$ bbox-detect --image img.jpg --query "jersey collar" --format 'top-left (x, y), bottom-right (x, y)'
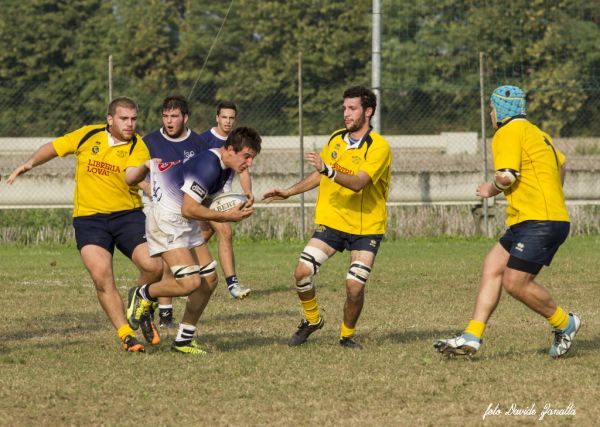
top-left (159, 127), bottom-right (191, 142)
top-left (343, 126), bottom-right (374, 149)
top-left (106, 128), bottom-right (131, 147)
top-left (496, 114), bottom-right (527, 129)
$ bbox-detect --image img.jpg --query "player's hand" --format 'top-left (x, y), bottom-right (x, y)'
top-left (305, 152), bottom-right (324, 172)
top-left (145, 158), bottom-right (163, 169)
top-left (244, 192), bottom-right (255, 208)
top-left (262, 188), bottom-right (290, 202)
top-left (476, 182), bottom-right (497, 198)
top-left (224, 201), bottom-right (253, 222)
top-left (6, 163), bottom-right (32, 184)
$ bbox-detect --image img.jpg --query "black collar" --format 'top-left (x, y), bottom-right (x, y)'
top-left (496, 114), bottom-right (527, 129)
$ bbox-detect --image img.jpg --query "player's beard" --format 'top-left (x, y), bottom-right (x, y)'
top-left (345, 114), bottom-right (366, 133)
top-left (165, 125), bottom-right (185, 139)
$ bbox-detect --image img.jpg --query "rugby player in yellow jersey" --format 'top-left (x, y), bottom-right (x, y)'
top-left (434, 86), bottom-right (580, 358)
top-left (263, 86), bottom-right (392, 349)
top-left (7, 97), bottom-right (162, 353)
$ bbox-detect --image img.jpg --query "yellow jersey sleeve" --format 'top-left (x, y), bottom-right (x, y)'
top-left (360, 140), bottom-right (391, 184)
top-left (492, 125), bottom-right (522, 172)
top-left (52, 125), bottom-right (100, 157)
top-left (126, 137), bottom-right (150, 169)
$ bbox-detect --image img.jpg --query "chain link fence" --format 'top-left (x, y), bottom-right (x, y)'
top-left (2, 1), bottom-right (600, 237)
top-left (3, 70), bottom-right (599, 207)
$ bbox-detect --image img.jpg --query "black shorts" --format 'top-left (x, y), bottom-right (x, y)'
top-left (73, 209), bottom-right (147, 259)
top-left (312, 224), bottom-right (383, 254)
top-left (499, 220), bottom-right (570, 274)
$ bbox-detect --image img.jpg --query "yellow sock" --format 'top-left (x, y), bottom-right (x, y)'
top-left (464, 319), bottom-right (486, 339)
top-left (547, 306), bottom-right (569, 330)
top-left (340, 322), bottom-right (355, 339)
top-left (301, 297), bottom-right (321, 325)
top-left (117, 324), bottom-right (135, 342)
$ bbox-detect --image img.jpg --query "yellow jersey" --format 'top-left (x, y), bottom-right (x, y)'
top-left (492, 118), bottom-right (569, 226)
top-left (52, 124), bottom-right (149, 217)
top-left (314, 128), bottom-right (392, 235)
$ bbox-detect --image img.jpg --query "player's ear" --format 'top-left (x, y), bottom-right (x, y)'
top-left (183, 114), bottom-right (189, 125)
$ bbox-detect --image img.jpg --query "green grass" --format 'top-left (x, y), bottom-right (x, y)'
top-left (1, 237), bottom-right (599, 426)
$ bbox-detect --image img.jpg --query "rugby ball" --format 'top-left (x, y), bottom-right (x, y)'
top-left (208, 192), bottom-right (247, 212)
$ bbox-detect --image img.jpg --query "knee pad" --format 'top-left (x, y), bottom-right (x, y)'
top-left (198, 260), bottom-right (218, 277)
top-left (171, 265), bottom-right (201, 280)
top-left (296, 246), bottom-right (329, 293)
top-left (299, 246), bottom-right (329, 275)
top-left (346, 261), bottom-right (371, 285)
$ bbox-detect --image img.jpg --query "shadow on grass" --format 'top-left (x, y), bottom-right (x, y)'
top-left (376, 328), bottom-right (458, 345)
top-left (241, 286), bottom-right (292, 298)
top-left (206, 308), bottom-right (298, 323)
top-left (531, 334), bottom-right (600, 358)
top-left (144, 331), bottom-right (287, 353)
top-left (3, 311), bottom-right (107, 341)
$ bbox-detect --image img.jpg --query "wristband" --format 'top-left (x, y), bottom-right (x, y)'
top-left (320, 163), bottom-right (337, 181)
top-left (492, 180), bottom-right (503, 192)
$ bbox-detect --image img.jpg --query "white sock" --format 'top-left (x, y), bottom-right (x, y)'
top-left (175, 323), bottom-right (196, 345)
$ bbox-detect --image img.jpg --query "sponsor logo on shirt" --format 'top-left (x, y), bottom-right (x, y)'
top-left (333, 163), bottom-right (354, 175)
top-left (190, 181), bottom-right (207, 199)
top-left (183, 150), bottom-right (195, 162)
top-left (158, 160), bottom-right (181, 172)
top-left (87, 159), bottom-right (120, 176)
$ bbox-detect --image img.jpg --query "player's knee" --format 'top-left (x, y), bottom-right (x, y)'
top-left (140, 257), bottom-right (163, 283)
top-left (298, 247), bottom-right (328, 276)
top-left (171, 265), bottom-right (202, 295)
top-left (199, 260), bottom-right (219, 291)
top-left (346, 261), bottom-right (371, 285)
top-left (217, 225), bottom-right (232, 241)
top-left (295, 247), bottom-right (329, 293)
top-left (501, 277), bottom-right (523, 298)
top-left (345, 283), bottom-right (365, 302)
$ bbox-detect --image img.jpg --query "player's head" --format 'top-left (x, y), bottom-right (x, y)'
top-left (107, 96), bottom-right (138, 141)
top-left (490, 85), bottom-right (526, 128)
top-left (215, 101), bottom-right (237, 137)
top-left (342, 86), bottom-right (377, 132)
top-left (161, 95), bottom-right (189, 138)
top-left (223, 127), bottom-right (262, 173)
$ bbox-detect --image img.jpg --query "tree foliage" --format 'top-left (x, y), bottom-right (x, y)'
top-left (0, 0), bottom-right (599, 137)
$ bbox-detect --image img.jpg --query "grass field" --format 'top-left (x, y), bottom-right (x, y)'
top-left (1, 237), bottom-right (599, 426)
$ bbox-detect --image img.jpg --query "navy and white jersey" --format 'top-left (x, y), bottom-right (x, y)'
top-left (198, 128), bottom-right (228, 149)
top-left (150, 148), bottom-right (234, 214)
top-left (143, 127), bottom-right (208, 162)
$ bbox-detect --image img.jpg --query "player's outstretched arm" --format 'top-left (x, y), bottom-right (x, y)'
top-left (125, 158), bottom-right (161, 186)
top-left (262, 170), bottom-right (321, 202)
top-left (6, 142), bottom-right (58, 184)
top-left (306, 151), bottom-right (373, 192)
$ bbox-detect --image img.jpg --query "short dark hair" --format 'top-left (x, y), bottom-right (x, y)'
top-left (225, 127), bottom-right (261, 154)
top-left (162, 95), bottom-right (189, 116)
top-left (343, 86), bottom-right (377, 117)
top-left (107, 96), bottom-right (138, 116)
top-left (216, 101), bottom-right (237, 116)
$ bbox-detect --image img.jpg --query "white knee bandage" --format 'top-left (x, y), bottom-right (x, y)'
top-left (199, 260), bottom-right (218, 277)
top-left (346, 261), bottom-right (371, 285)
top-left (296, 246), bottom-right (329, 293)
top-left (171, 265), bottom-right (201, 280)
top-left (299, 246), bottom-right (329, 275)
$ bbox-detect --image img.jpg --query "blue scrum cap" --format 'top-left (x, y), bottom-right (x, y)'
top-left (490, 85), bottom-right (526, 121)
